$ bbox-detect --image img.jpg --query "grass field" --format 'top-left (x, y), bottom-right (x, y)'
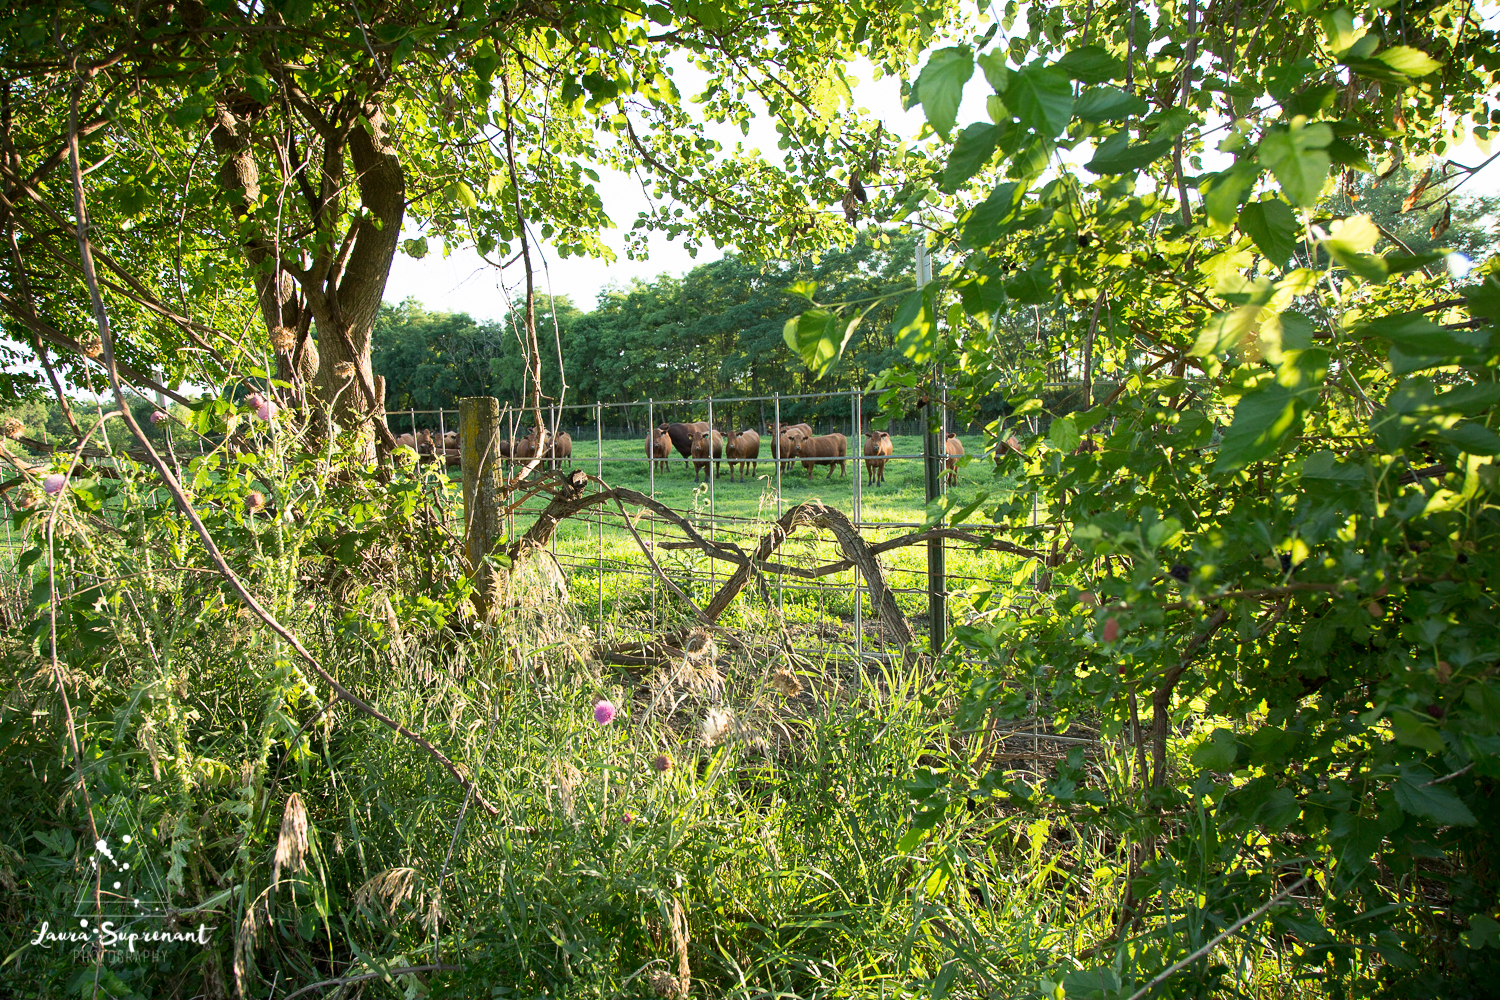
top-left (499, 432), bottom-right (1034, 648)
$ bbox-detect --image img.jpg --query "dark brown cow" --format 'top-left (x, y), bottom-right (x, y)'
top-left (659, 421), bottom-right (709, 462)
top-left (863, 430), bottom-right (892, 486)
top-left (692, 428), bottom-right (724, 483)
top-left (724, 428), bottom-right (760, 482)
top-left (646, 428), bottom-right (671, 473)
top-left (944, 432), bottom-right (964, 486)
top-left (793, 432), bottom-right (847, 478)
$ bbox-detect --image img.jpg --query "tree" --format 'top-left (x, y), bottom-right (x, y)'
top-left (789, 0), bottom-right (1500, 990)
top-left (0, 0), bottom-right (959, 458)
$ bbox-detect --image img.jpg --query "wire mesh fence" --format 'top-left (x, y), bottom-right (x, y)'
top-left (388, 388), bottom-right (1062, 667)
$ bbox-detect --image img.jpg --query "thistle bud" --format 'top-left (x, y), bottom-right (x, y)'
top-left (43, 473), bottom-right (66, 495)
top-left (2, 417), bottom-right (23, 439)
top-left (245, 491), bottom-right (266, 512)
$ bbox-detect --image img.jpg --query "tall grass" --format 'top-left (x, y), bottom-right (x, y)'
top-left (0, 433), bottom-right (1352, 999)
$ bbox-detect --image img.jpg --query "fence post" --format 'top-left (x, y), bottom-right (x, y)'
top-left (852, 388), bottom-right (863, 663)
top-left (460, 396), bottom-right (503, 620)
top-left (923, 393), bottom-right (947, 656)
top-left (596, 401), bottom-right (604, 630)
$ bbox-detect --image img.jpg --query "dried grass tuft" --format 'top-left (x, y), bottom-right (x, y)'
top-left (272, 792), bottom-right (309, 884)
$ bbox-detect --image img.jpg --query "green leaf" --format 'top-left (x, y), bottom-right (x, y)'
top-left (1191, 305), bottom-right (1264, 358)
top-left (448, 181), bottom-right (478, 209)
top-left (1360, 312), bottom-right (1494, 375)
top-left (1055, 46), bottom-right (1123, 83)
top-left (1239, 198), bottom-right (1301, 267)
top-left (912, 46), bottom-right (973, 139)
top-left (1073, 85), bottom-right (1147, 122)
top-left (1376, 45), bottom-right (1441, 77)
top-left (783, 309), bottom-right (839, 377)
top-left (1009, 64), bottom-right (1073, 137)
top-left (961, 181), bottom-right (1025, 247)
top-left (1191, 728), bottom-right (1239, 771)
top-left (892, 289), bottom-right (937, 365)
top-left (1257, 119), bottom-right (1333, 207)
top-left (1047, 415), bottom-right (1080, 452)
top-left (976, 50), bottom-right (1009, 91)
top-left (1201, 161), bottom-right (1260, 229)
top-left (1394, 767), bottom-right (1476, 827)
top-left (942, 123), bottom-right (1002, 192)
top-left (1085, 130), bottom-right (1171, 174)
top-left (1389, 708), bottom-right (1445, 753)
top-left (1215, 381), bottom-right (1307, 470)
top-left (1438, 421), bottom-right (1500, 455)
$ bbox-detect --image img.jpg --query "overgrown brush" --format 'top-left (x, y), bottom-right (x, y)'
top-left (0, 431), bottom-right (1154, 1000)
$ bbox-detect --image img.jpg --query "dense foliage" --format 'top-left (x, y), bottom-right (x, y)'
top-left (787, 0), bottom-right (1500, 993)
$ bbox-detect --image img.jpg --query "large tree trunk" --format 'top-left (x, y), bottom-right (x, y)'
top-left (211, 101), bottom-right (314, 398)
top-left (307, 102), bottom-right (403, 459)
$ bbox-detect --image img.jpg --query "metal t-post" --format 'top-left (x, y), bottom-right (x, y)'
top-left (852, 388), bottom-right (863, 662)
top-left (706, 396), bottom-right (715, 595)
top-left (917, 235), bottom-right (946, 656)
top-left (648, 399), bottom-right (657, 631)
top-left (596, 401), bottom-right (604, 630)
top-left (773, 392), bottom-right (783, 622)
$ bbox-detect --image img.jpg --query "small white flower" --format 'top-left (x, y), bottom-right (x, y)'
top-left (122, 835), bottom-right (132, 844)
top-left (96, 839), bottom-right (107, 852)
top-left (79, 919), bottom-right (88, 928)
top-left (121, 863), bottom-right (130, 870)
top-left (1447, 252), bottom-right (1473, 279)
top-left (113, 881), bottom-right (121, 889)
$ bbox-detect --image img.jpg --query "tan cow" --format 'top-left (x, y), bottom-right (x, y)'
top-left (691, 428), bottom-right (724, 483)
top-left (944, 432), bottom-right (965, 486)
top-left (793, 432), bottom-right (847, 478)
top-left (863, 430), bottom-right (892, 486)
top-left (724, 428), bottom-right (760, 482)
top-left (646, 427), bottom-right (671, 473)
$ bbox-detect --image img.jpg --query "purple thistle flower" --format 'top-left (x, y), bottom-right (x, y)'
top-left (593, 700), bottom-right (616, 725)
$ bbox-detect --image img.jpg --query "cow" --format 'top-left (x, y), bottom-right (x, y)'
top-left (944, 432), bottom-right (965, 486)
top-left (646, 427), bottom-right (671, 473)
top-left (767, 422), bottom-right (812, 457)
top-left (767, 421), bottom-right (812, 470)
top-left (863, 430), bottom-right (892, 486)
top-left (994, 434), bottom-right (1024, 464)
top-left (546, 430), bottom-right (573, 468)
top-left (724, 428), bottom-right (760, 482)
top-left (394, 432), bottom-right (416, 450)
top-left (414, 429), bottom-right (437, 456)
top-left (793, 432), bottom-right (847, 478)
top-left (691, 427), bottom-right (724, 483)
top-left (659, 421), bottom-right (709, 462)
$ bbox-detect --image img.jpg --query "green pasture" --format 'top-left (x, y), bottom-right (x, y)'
top-left (498, 433), bottom-right (1034, 642)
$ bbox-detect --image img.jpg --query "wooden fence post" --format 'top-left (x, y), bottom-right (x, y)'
top-left (460, 396), bottom-right (503, 620)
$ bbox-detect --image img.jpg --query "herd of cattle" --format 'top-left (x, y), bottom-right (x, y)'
top-left (393, 422), bottom-right (969, 487)
top-left (393, 426), bottom-right (575, 466)
top-left (647, 421), bottom-right (965, 487)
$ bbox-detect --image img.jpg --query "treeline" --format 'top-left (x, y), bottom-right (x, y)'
top-left (374, 234), bottom-right (922, 430)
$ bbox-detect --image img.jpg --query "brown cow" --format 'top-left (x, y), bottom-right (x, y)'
top-left (944, 432), bottom-right (965, 486)
top-left (646, 427), bottom-right (671, 473)
top-left (767, 422), bottom-right (812, 457)
top-left (724, 428), bottom-right (760, 482)
top-left (659, 421), bottom-right (709, 462)
top-left (793, 432), bottom-right (847, 478)
top-left (691, 428), bottom-right (724, 483)
top-left (394, 432), bottom-right (417, 450)
top-left (863, 430), bottom-right (892, 486)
